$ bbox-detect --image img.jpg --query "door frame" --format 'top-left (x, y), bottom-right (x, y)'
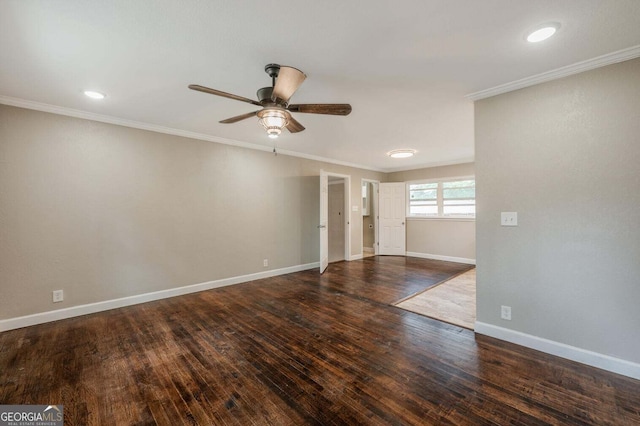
top-left (320, 170), bottom-right (351, 272)
top-left (361, 179), bottom-right (380, 256)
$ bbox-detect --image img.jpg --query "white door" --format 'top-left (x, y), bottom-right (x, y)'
top-left (319, 171), bottom-right (329, 273)
top-left (379, 182), bottom-right (406, 255)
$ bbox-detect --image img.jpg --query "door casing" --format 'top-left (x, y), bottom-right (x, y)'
top-left (320, 170), bottom-right (351, 272)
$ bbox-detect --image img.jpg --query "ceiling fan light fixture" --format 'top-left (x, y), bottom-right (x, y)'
top-left (258, 108), bottom-right (288, 139)
top-left (387, 149), bottom-right (416, 159)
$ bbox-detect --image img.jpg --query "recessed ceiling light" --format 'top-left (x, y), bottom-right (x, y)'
top-left (387, 149), bottom-right (416, 159)
top-left (526, 23), bottom-right (560, 43)
top-left (83, 90), bottom-right (106, 99)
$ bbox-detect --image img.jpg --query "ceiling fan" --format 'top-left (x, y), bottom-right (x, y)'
top-left (189, 64), bottom-right (352, 139)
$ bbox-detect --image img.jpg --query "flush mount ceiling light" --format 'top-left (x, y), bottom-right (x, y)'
top-left (83, 90), bottom-right (106, 99)
top-left (526, 23), bottom-right (560, 43)
top-left (387, 149), bottom-right (416, 159)
top-left (257, 107), bottom-right (289, 139)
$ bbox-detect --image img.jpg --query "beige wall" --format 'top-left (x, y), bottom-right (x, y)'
top-left (475, 58), bottom-right (640, 364)
top-left (387, 162), bottom-right (476, 261)
top-left (387, 162), bottom-right (474, 183)
top-left (404, 220), bottom-right (475, 261)
top-left (0, 105), bottom-right (383, 320)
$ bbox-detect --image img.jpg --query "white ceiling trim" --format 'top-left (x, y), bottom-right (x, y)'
top-left (466, 45), bottom-right (640, 101)
top-left (0, 95), bottom-right (385, 173)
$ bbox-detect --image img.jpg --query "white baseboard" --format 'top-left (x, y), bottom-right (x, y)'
top-left (363, 247), bottom-right (374, 253)
top-left (350, 254), bottom-right (364, 261)
top-left (475, 321), bottom-right (640, 380)
top-left (0, 262), bottom-right (319, 332)
top-left (406, 251), bottom-right (476, 265)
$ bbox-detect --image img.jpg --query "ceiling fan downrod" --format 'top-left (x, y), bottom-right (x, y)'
top-left (264, 63), bottom-right (280, 88)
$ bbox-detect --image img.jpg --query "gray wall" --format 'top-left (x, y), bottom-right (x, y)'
top-left (475, 58), bottom-right (640, 363)
top-left (0, 105), bottom-right (383, 319)
top-left (388, 163), bottom-right (476, 261)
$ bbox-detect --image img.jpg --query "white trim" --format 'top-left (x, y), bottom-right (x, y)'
top-left (350, 254), bottom-right (364, 261)
top-left (407, 217), bottom-right (475, 222)
top-left (474, 322), bottom-right (640, 381)
top-left (363, 247), bottom-right (375, 253)
top-left (466, 45), bottom-right (640, 101)
top-left (321, 170), bottom-right (352, 267)
top-left (0, 96), bottom-right (384, 173)
top-left (406, 251), bottom-right (476, 265)
top-left (0, 262), bottom-right (319, 332)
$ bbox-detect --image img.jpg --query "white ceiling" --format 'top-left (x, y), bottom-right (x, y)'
top-left (1, 1), bottom-right (639, 172)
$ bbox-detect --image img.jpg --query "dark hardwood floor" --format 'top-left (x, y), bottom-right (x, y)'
top-left (1, 257), bottom-right (638, 425)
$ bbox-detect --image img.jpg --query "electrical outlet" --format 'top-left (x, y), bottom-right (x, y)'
top-left (263, 259), bottom-right (268, 267)
top-left (501, 212), bottom-right (518, 226)
top-left (53, 290), bottom-right (64, 303)
top-left (501, 305), bottom-right (512, 320)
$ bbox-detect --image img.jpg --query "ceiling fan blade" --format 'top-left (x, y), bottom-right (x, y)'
top-left (287, 104), bottom-right (352, 116)
top-left (285, 112), bottom-right (305, 133)
top-left (219, 110), bottom-right (260, 124)
top-left (272, 66), bottom-right (306, 104)
top-left (189, 84), bottom-right (262, 106)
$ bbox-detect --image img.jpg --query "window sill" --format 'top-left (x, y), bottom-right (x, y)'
top-left (407, 216), bottom-right (475, 222)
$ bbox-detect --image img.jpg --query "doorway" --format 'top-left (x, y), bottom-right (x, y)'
top-left (361, 180), bottom-right (379, 257)
top-left (328, 177), bottom-right (346, 262)
top-left (319, 170), bottom-right (351, 273)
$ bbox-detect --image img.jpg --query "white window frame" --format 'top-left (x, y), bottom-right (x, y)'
top-left (406, 175), bottom-right (475, 220)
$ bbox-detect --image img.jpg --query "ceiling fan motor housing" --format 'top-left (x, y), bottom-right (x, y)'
top-left (257, 87), bottom-right (274, 104)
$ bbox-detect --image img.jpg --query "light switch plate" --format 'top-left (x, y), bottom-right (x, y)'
top-left (501, 212), bottom-right (518, 226)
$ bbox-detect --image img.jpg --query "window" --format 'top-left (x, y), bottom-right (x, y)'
top-left (408, 182), bottom-right (438, 216)
top-left (407, 178), bottom-right (475, 218)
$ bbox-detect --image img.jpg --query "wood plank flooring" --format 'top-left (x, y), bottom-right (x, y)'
top-left (1, 256), bottom-right (639, 425)
top-left (396, 268), bottom-right (476, 329)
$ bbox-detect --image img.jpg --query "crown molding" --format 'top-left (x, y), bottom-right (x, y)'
top-left (0, 96), bottom-right (385, 173)
top-left (466, 45), bottom-right (640, 101)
